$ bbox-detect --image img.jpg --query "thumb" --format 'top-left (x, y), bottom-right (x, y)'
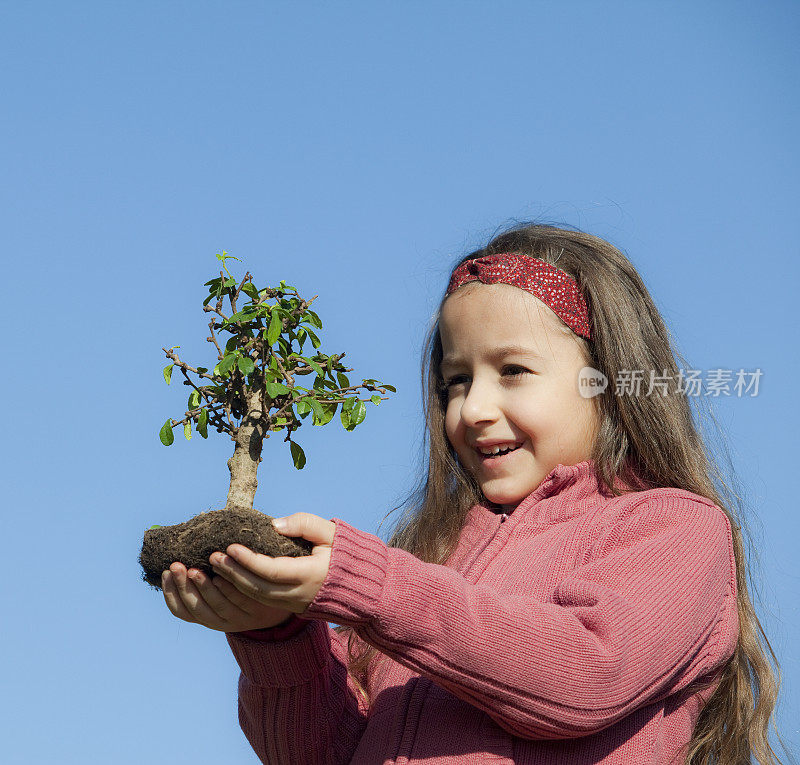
top-left (272, 512), bottom-right (336, 546)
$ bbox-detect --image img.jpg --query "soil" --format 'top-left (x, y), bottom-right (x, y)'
top-left (139, 506), bottom-right (314, 590)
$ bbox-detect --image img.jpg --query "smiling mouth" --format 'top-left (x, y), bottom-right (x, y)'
top-left (476, 444), bottom-right (521, 458)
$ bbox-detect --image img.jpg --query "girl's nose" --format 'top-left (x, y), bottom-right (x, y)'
top-left (459, 379), bottom-right (501, 427)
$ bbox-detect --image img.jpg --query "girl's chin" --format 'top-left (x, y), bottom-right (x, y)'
top-left (479, 474), bottom-right (545, 508)
top-left (479, 486), bottom-right (526, 507)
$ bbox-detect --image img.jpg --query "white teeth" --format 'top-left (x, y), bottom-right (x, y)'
top-left (478, 444), bottom-right (518, 456)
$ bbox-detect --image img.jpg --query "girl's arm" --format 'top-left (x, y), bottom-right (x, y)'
top-left (161, 560), bottom-right (368, 764)
top-left (225, 620), bottom-right (369, 764)
top-left (301, 495), bottom-right (739, 741)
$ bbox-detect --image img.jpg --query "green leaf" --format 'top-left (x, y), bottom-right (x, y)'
top-left (216, 251), bottom-right (242, 269)
top-left (382, 384), bottom-right (397, 393)
top-left (218, 353), bottom-right (238, 376)
top-left (159, 419), bottom-right (175, 446)
top-left (295, 399), bottom-right (312, 416)
top-left (263, 367), bottom-right (282, 384)
top-left (296, 327), bottom-right (307, 348)
top-left (237, 356), bottom-right (255, 375)
top-left (163, 364), bottom-right (174, 384)
top-left (340, 398), bottom-right (366, 431)
top-left (290, 441), bottom-right (306, 469)
top-left (196, 367), bottom-right (208, 374)
top-left (188, 390), bottom-right (201, 409)
top-left (340, 397), bottom-right (356, 429)
top-left (350, 400), bottom-right (367, 429)
top-left (371, 395), bottom-right (381, 405)
top-left (313, 401), bottom-right (337, 426)
top-left (224, 305), bottom-right (263, 327)
top-left (184, 420), bottom-right (192, 441)
top-left (148, 524), bottom-right (163, 530)
top-left (305, 358), bottom-right (324, 377)
top-left (197, 408), bottom-right (209, 438)
top-left (306, 328), bottom-right (321, 349)
top-left (303, 310), bottom-right (323, 329)
top-left (267, 310), bottom-right (282, 345)
top-left (265, 380), bottom-right (290, 398)
top-left (277, 336), bottom-right (292, 356)
top-left (308, 398), bottom-right (325, 420)
top-left (241, 282), bottom-right (260, 300)
top-left (337, 372), bottom-right (350, 389)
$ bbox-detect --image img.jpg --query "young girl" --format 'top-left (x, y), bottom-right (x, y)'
top-left (161, 223), bottom-right (788, 765)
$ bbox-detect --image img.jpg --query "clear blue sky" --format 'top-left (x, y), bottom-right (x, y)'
top-left (2, 2), bottom-right (797, 761)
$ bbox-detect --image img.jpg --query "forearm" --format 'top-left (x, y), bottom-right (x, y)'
top-left (226, 619), bottom-right (368, 764)
top-left (302, 508), bottom-right (738, 740)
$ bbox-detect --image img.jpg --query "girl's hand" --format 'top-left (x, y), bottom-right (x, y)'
top-left (161, 563), bottom-right (295, 633)
top-left (208, 512), bottom-right (336, 618)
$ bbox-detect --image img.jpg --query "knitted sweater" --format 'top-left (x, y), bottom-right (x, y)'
top-left (225, 459), bottom-right (739, 764)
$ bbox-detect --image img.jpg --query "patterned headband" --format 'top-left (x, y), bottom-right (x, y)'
top-left (445, 252), bottom-right (592, 340)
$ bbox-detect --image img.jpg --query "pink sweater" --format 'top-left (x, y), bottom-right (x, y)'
top-left (225, 459), bottom-right (739, 764)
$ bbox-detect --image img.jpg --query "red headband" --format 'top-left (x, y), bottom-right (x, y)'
top-left (445, 252), bottom-right (592, 340)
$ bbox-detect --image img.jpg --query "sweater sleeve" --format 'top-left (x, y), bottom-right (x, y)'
top-left (301, 496), bottom-right (739, 741)
top-left (225, 617), bottom-right (369, 764)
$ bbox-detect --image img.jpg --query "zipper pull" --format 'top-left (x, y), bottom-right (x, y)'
top-left (500, 513), bottom-right (509, 522)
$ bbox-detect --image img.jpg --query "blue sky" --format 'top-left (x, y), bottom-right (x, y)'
top-left (1, 2), bottom-right (798, 761)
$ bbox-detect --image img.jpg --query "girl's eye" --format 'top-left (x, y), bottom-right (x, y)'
top-left (443, 375), bottom-right (468, 388)
top-left (441, 366), bottom-right (531, 389)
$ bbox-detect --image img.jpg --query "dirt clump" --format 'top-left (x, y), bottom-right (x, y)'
top-left (139, 506), bottom-right (313, 589)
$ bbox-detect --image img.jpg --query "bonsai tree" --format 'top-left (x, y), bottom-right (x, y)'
top-left (139, 252), bottom-right (395, 588)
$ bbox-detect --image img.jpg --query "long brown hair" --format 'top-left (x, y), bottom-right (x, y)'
top-left (333, 221), bottom-right (792, 764)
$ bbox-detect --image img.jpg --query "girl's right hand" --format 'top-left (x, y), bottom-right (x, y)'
top-left (161, 562), bottom-right (295, 633)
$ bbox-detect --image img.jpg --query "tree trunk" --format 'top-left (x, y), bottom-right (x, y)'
top-left (224, 389), bottom-right (265, 511)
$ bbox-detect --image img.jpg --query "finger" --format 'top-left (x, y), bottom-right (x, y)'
top-left (209, 552), bottom-right (294, 604)
top-left (219, 546), bottom-right (318, 586)
top-left (270, 512), bottom-right (336, 547)
top-left (187, 568), bottom-right (253, 624)
top-left (170, 563), bottom-right (228, 629)
top-left (162, 570), bottom-right (197, 623)
top-left (211, 573), bottom-right (269, 613)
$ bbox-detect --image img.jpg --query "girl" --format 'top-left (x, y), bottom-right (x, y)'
top-left (161, 223), bottom-right (788, 765)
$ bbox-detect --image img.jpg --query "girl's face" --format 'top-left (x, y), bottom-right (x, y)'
top-left (439, 283), bottom-right (599, 511)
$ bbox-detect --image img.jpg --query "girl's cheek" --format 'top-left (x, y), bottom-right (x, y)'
top-left (444, 400), bottom-right (459, 429)
top-left (444, 420), bottom-right (460, 449)
top-left (444, 411), bottom-right (466, 451)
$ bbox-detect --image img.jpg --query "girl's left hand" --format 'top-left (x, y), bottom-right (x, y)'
top-left (209, 512), bottom-right (336, 616)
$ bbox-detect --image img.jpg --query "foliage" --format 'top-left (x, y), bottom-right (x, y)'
top-left (158, 252), bottom-right (395, 470)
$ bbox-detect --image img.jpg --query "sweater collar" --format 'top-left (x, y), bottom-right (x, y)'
top-left (476, 458), bottom-right (615, 525)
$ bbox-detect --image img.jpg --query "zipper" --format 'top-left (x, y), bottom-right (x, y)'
top-left (459, 511), bottom-right (510, 578)
top-left (394, 509), bottom-right (512, 763)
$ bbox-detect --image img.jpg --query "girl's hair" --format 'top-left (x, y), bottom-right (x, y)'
top-left (332, 221), bottom-right (791, 764)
